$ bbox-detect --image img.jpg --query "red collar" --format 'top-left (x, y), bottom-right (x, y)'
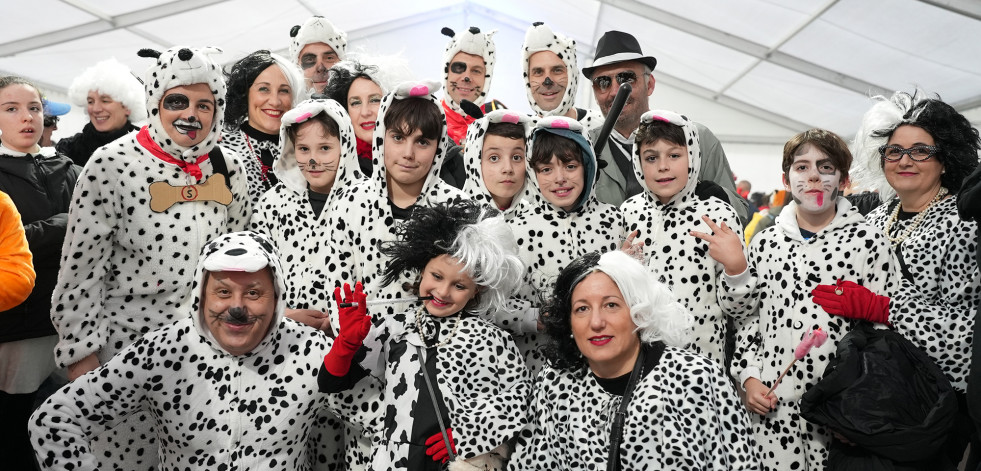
top-left (136, 126), bottom-right (210, 181)
top-left (441, 100), bottom-right (475, 145)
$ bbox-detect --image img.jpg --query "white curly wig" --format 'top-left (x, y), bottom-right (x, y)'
top-left (68, 57), bottom-right (147, 123)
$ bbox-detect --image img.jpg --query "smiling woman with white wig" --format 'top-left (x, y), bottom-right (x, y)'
top-left (510, 249), bottom-right (759, 470)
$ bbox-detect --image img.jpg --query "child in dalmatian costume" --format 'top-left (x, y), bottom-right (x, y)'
top-left (251, 98), bottom-right (366, 470)
top-left (307, 80), bottom-right (469, 469)
top-left (620, 110), bottom-right (743, 365)
top-left (32, 231), bottom-right (347, 470)
top-left (311, 80), bottom-right (469, 332)
top-left (709, 129), bottom-right (893, 471)
top-left (521, 22), bottom-right (602, 131)
top-left (50, 45), bottom-right (251, 470)
top-left (508, 116), bottom-right (627, 374)
top-left (440, 26), bottom-right (499, 145)
top-left (320, 200), bottom-right (531, 471)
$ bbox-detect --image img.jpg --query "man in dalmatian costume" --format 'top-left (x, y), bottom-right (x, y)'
top-left (33, 231), bottom-right (345, 470)
top-left (440, 26), bottom-right (505, 146)
top-left (521, 22), bottom-right (602, 131)
top-left (290, 16), bottom-right (348, 94)
top-left (49, 45), bottom-right (251, 470)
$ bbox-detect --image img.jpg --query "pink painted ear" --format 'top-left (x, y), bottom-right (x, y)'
top-left (294, 112), bottom-right (313, 122)
top-left (501, 113), bottom-right (520, 124)
top-left (551, 120), bottom-right (570, 129)
top-left (651, 116), bottom-right (671, 122)
top-left (409, 85), bottom-right (430, 97)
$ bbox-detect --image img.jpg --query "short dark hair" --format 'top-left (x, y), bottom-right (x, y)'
top-left (384, 97), bottom-right (442, 140)
top-left (782, 129), bottom-right (853, 182)
top-left (486, 122), bottom-right (525, 141)
top-left (530, 131), bottom-right (581, 169)
top-left (635, 119), bottom-right (685, 149)
top-left (224, 50), bottom-right (278, 129)
top-left (876, 96), bottom-right (980, 194)
top-left (286, 113), bottom-right (340, 143)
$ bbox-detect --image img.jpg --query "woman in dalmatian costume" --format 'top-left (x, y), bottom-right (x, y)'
top-left (521, 22), bottom-right (602, 131)
top-left (49, 45), bottom-right (251, 470)
top-left (32, 231), bottom-right (344, 470)
top-left (509, 250), bottom-right (758, 470)
top-left (852, 90), bottom-right (980, 464)
top-left (222, 50), bottom-right (307, 205)
top-left (620, 110), bottom-right (743, 365)
top-left (320, 200), bottom-right (531, 471)
top-left (310, 80), bottom-right (469, 331)
top-left (508, 116), bottom-right (626, 374)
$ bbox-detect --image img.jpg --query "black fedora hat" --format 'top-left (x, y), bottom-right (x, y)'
top-left (582, 30), bottom-right (657, 79)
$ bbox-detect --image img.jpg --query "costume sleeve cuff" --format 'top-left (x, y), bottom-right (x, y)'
top-left (724, 267), bottom-right (751, 286)
top-left (738, 368), bottom-right (762, 392)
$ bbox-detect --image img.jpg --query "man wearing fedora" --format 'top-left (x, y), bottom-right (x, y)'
top-left (584, 30), bottom-right (747, 222)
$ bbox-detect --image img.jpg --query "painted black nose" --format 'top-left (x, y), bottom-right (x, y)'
top-left (187, 116), bottom-right (196, 122)
top-left (543, 77), bottom-right (554, 87)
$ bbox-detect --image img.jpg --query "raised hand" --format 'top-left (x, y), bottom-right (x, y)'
top-left (620, 229), bottom-right (645, 262)
top-left (690, 215), bottom-right (747, 275)
top-left (322, 282), bottom-right (371, 376)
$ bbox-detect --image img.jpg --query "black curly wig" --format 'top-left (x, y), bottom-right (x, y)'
top-left (379, 199), bottom-right (487, 288)
top-left (540, 251), bottom-right (602, 374)
top-left (224, 50), bottom-right (279, 129)
top-left (323, 61), bottom-right (381, 109)
top-left (875, 92), bottom-right (981, 194)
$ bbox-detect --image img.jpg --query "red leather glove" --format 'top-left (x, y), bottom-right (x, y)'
top-left (424, 428), bottom-right (456, 463)
top-left (811, 279), bottom-right (890, 325)
top-left (322, 282), bottom-right (371, 376)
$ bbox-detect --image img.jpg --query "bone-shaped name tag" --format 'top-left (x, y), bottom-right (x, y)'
top-left (148, 174), bottom-right (233, 212)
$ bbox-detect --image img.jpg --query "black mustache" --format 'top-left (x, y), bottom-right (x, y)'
top-left (210, 307), bottom-right (259, 325)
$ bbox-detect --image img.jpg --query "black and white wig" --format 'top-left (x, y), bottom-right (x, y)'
top-left (851, 89), bottom-right (980, 200)
top-left (542, 250), bottom-right (693, 373)
top-left (379, 199), bottom-right (523, 316)
top-left (323, 55), bottom-right (413, 107)
top-left (223, 50), bottom-right (306, 130)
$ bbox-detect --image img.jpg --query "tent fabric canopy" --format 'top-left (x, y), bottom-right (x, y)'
top-left (2, 0), bottom-right (979, 191)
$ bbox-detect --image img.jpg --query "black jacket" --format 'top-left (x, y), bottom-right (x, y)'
top-left (56, 121), bottom-right (138, 167)
top-left (0, 149), bottom-right (80, 342)
top-left (800, 323), bottom-right (958, 471)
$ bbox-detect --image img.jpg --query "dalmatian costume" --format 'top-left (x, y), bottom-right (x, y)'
top-left (509, 346), bottom-right (759, 469)
top-left (867, 198), bottom-right (978, 393)
top-left (325, 307), bottom-right (531, 471)
top-left (311, 80), bottom-right (469, 331)
top-left (521, 22), bottom-right (602, 131)
top-left (251, 98), bottom-right (364, 309)
top-left (460, 109), bottom-right (535, 219)
top-left (721, 198), bottom-right (893, 470)
top-left (289, 16), bottom-right (348, 66)
top-left (508, 117), bottom-right (626, 373)
top-left (50, 45), bottom-right (250, 470)
top-left (620, 110), bottom-right (743, 365)
top-left (32, 231), bottom-right (343, 470)
top-left (441, 26), bottom-right (497, 145)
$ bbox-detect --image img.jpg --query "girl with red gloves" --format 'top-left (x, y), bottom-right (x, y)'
top-left (319, 200), bottom-right (531, 470)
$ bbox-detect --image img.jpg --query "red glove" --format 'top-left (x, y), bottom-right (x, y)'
top-left (811, 279), bottom-right (890, 325)
top-left (322, 282), bottom-right (371, 376)
top-left (424, 428), bottom-right (457, 463)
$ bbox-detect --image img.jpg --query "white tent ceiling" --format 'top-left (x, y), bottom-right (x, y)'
top-left (2, 0), bottom-right (979, 191)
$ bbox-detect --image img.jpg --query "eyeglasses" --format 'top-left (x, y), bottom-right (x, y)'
top-left (878, 145), bottom-right (938, 162)
top-left (591, 71), bottom-right (637, 91)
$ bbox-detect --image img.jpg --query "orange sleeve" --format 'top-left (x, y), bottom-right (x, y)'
top-left (0, 191), bottom-right (35, 311)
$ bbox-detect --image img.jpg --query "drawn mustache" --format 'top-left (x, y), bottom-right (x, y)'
top-left (210, 306), bottom-right (260, 325)
top-left (297, 159), bottom-right (338, 171)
